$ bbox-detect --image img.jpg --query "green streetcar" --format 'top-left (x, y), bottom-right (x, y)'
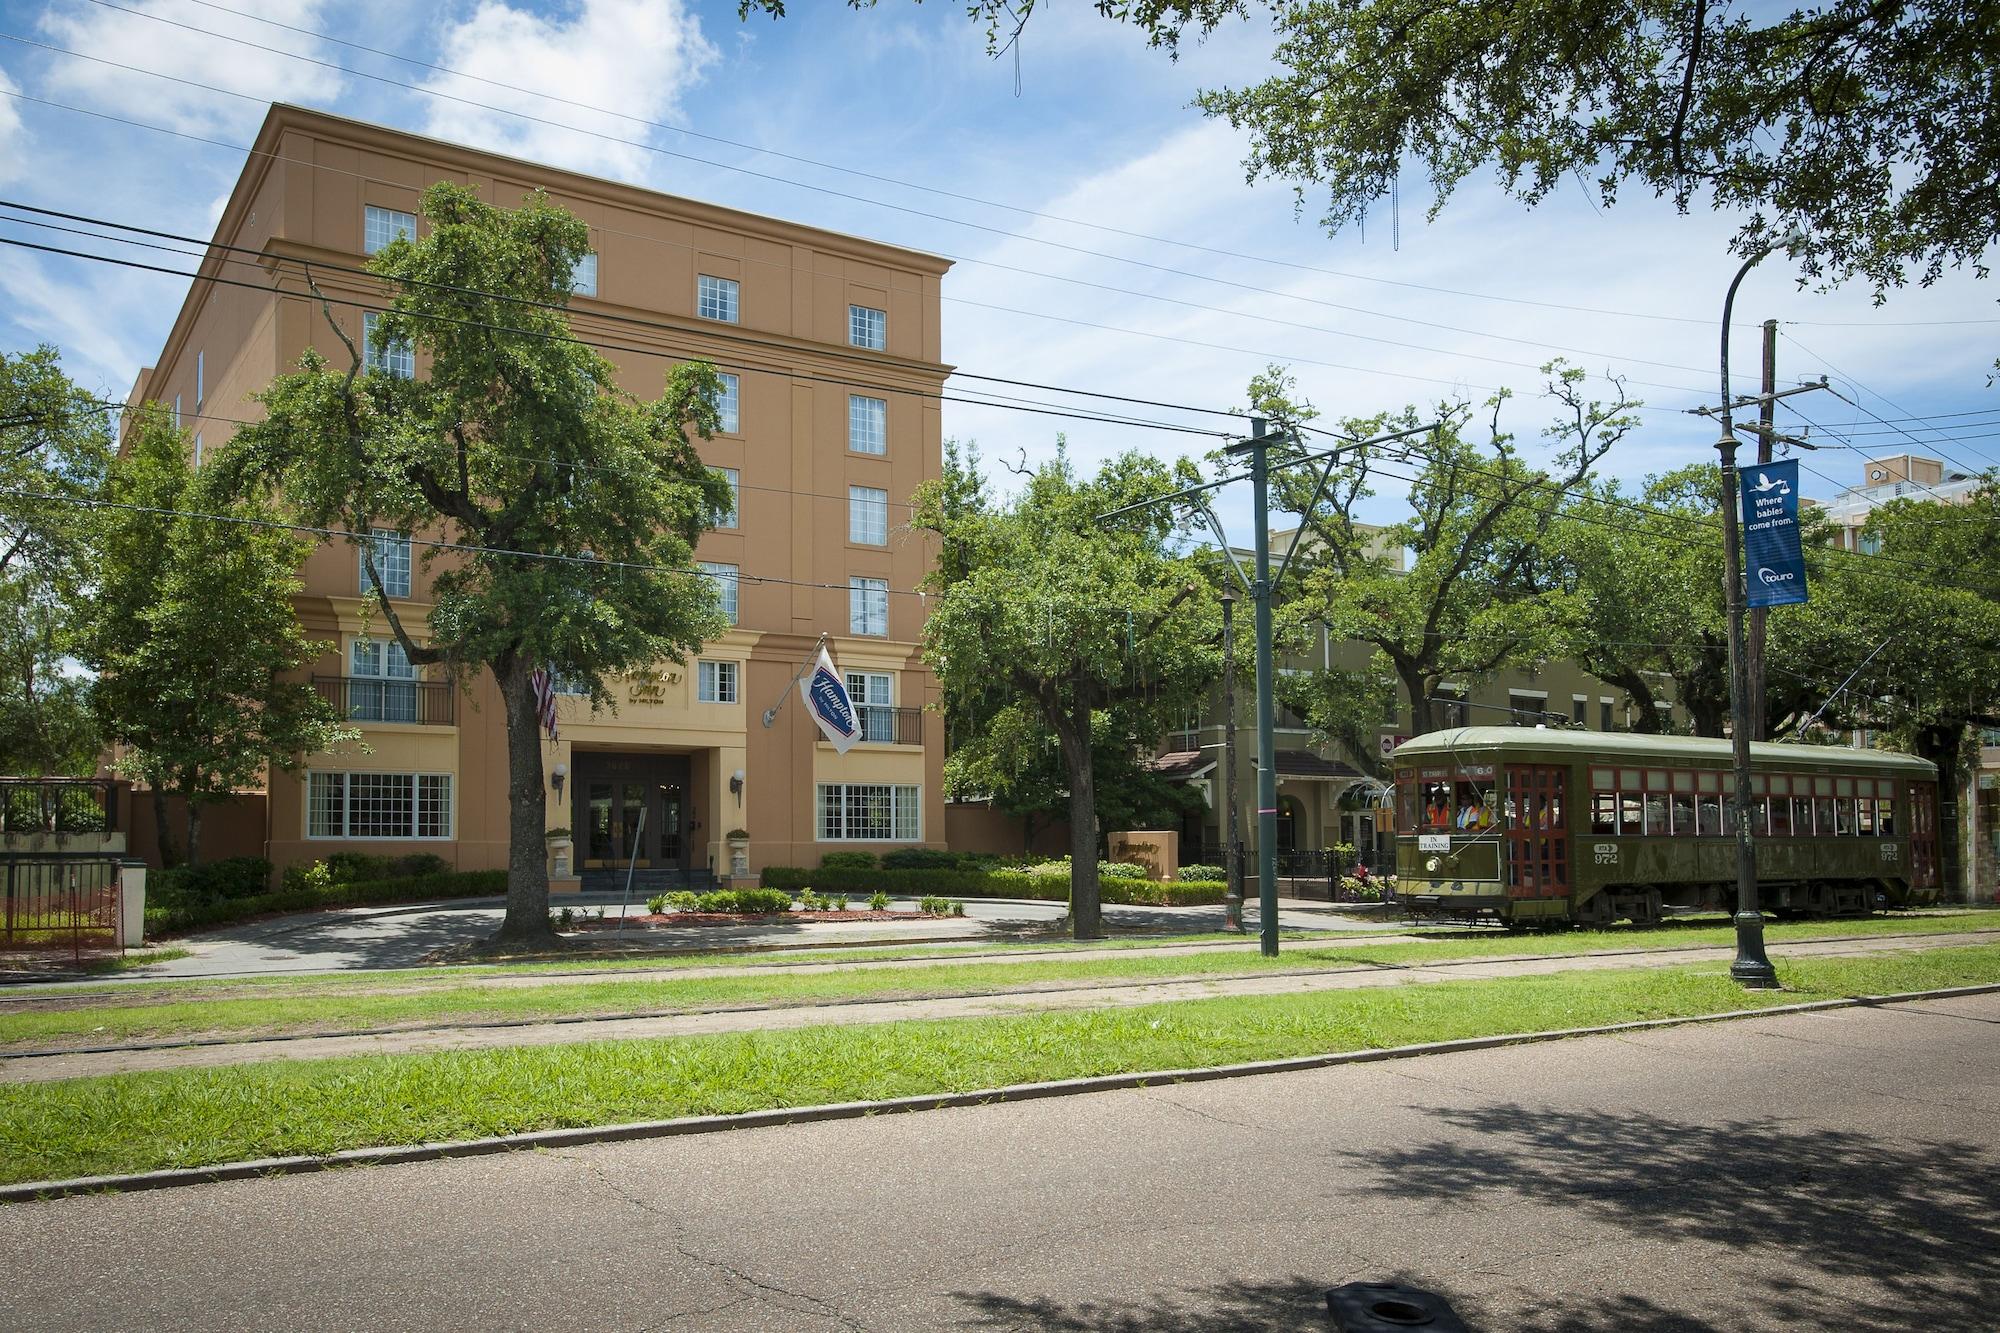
top-left (1391, 727), bottom-right (1941, 926)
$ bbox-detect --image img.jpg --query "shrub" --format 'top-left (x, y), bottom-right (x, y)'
top-left (646, 893), bottom-right (669, 915)
top-left (1098, 861), bottom-right (1149, 881)
top-left (819, 851), bottom-right (877, 870)
top-left (692, 887), bottom-right (793, 915)
top-left (152, 856), bottom-right (274, 907)
top-left (1178, 864), bottom-right (1227, 883)
top-left (668, 891), bottom-right (700, 913)
top-left (1340, 876), bottom-right (1383, 902)
top-left (917, 895), bottom-right (953, 915)
top-left (761, 865), bottom-right (1230, 909)
top-left (868, 890), bottom-right (890, 911)
top-left (951, 899), bottom-right (966, 917)
top-left (830, 895), bottom-right (848, 911)
top-left (880, 848), bottom-right (1002, 871)
top-left (146, 868), bottom-right (506, 938)
top-left (799, 888), bottom-right (822, 911)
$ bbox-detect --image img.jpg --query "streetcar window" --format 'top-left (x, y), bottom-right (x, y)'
top-left (1816, 796), bottom-right (1835, 834)
top-left (1878, 798), bottom-right (1896, 836)
top-left (1834, 797), bottom-right (1855, 836)
top-left (1769, 793), bottom-right (1792, 837)
top-left (1620, 791), bottom-right (1643, 835)
top-left (1591, 793), bottom-right (1618, 835)
top-left (1856, 798), bottom-right (1876, 836)
top-left (1671, 789), bottom-right (1696, 835)
top-left (1453, 782), bottom-right (1497, 830)
top-left (1696, 793), bottom-right (1723, 837)
top-left (1751, 796), bottom-right (1770, 837)
top-left (1793, 794), bottom-right (1815, 835)
top-left (1643, 772), bottom-right (1670, 836)
top-left (1422, 784), bottom-right (1452, 828)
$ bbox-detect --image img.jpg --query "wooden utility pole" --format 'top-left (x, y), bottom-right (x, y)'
top-left (1746, 318), bottom-right (1778, 740)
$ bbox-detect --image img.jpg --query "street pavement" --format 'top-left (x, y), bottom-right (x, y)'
top-left (4, 992), bottom-right (1995, 1331)
top-left (128, 894), bottom-right (1391, 981)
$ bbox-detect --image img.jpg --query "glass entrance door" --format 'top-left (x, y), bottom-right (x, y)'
top-left (576, 753), bottom-right (693, 870)
top-left (586, 781), bottom-right (657, 866)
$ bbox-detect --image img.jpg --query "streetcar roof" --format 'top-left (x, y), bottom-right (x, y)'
top-left (1390, 726), bottom-right (1937, 777)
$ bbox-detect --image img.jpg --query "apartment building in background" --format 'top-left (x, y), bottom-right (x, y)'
top-left (124, 104), bottom-right (951, 885)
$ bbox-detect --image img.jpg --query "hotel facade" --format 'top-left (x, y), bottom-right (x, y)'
top-left (127, 105), bottom-right (952, 886)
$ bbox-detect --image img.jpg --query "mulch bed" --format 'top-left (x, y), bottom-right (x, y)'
top-left (569, 910), bottom-right (944, 929)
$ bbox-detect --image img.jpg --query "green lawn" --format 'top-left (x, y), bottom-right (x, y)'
top-left (6, 911), bottom-right (1995, 1051)
top-left (4, 943), bottom-right (1996, 1189)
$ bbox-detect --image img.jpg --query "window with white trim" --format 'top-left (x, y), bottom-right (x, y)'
top-left (362, 528), bottom-right (411, 599)
top-left (307, 771), bottom-right (452, 839)
top-left (849, 576), bottom-right (888, 636)
top-left (849, 304), bottom-right (886, 350)
top-left (697, 274), bottom-right (739, 322)
top-left (700, 560), bottom-right (738, 624)
top-left (192, 432), bottom-right (203, 469)
top-left (713, 467), bottom-right (739, 528)
top-left (697, 659), bottom-right (738, 703)
top-left (364, 206), bottom-right (416, 255)
top-left (848, 394), bottom-right (886, 454)
top-left (363, 312), bottom-right (414, 379)
top-left (349, 638), bottom-right (417, 722)
top-left (848, 485), bottom-right (888, 545)
top-left (195, 350), bottom-right (204, 406)
top-left (817, 783), bottom-right (919, 841)
top-left (172, 394), bottom-right (181, 430)
top-left (846, 670), bottom-right (893, 742)
top-left (570, 252), bottom-right (598, 297)
top-left (550, 671), bottom-right (592, 697)
top-left (711, 371), bottom-right (739, 433)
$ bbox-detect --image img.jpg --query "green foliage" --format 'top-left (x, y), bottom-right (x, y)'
top-left (80, 406), bottom-right (353, 865)
top-left (646, 893), bottom-right (669, 915)
top-left (761, 865), bottom-right (1228, 907)
top-left (869, 890), bottom-right (891, 911)
top-left (219, 182), bottom-right (730, 942)
top-left (818, 851), bottom-right (877, 870)
top-left (150, 857), bottom-right (274, 909)
top-left (879, 848), bottom-right (1001, 870)
top-left (282, 853), bottom-right (454, 894)
top-left (799, 888), bottom-right (823, 911)
top-left (1178, 863), bottom-right (1227, 883)
top-left (668, 891), bottom-right (701, 913)
top-left (146, 869), bottom-right (506, 937)
top-left (692, 888), bottom-right (794, 915)
top-left (917, 895), bottom-right (953, 916)
top-left (0, 347), bottom-right (109, 776)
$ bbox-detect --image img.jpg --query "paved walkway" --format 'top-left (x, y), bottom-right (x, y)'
top-left (6, 928), bottom-right (1990, 1084)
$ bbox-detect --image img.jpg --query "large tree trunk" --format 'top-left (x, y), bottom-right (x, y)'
top-left (184, 798), bottom-right (204, 869)
top-left (152, 785), bottom-right (178, 867)
top-left (1055, 693), bottom-right (1102, 940)
top-left (1608, 670), bottom-right (1661, 733)
top-left (1401, 663), bottom-right (1435, 736)
top-left (493, 655), bottom-right (560, 948)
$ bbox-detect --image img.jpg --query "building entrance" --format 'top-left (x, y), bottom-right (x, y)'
top-left (573, 751), bottom-right (690, 871)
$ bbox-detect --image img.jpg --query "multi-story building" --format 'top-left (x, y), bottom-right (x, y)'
top-left (125, 105), bottom-right (951, 886)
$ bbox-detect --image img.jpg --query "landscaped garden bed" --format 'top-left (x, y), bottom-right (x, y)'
top-left (549, 889), bottom-right (970, 931)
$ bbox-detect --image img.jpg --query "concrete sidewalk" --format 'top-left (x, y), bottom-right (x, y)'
top-left (6, 928), bottom-right (1991, 1084)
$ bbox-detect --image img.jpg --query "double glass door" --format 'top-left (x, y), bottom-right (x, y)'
top-left (577, 754), bottom-right (687, 868)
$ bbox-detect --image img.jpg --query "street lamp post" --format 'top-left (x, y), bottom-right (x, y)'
top-left (1716, 247), bottom-right (1781, 990)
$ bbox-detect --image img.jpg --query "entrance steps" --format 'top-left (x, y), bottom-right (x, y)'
top-left (579, 867), bottom-right (718, 895)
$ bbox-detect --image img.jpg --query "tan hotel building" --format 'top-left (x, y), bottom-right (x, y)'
top-left (127, 105), bottom-right (951, 886)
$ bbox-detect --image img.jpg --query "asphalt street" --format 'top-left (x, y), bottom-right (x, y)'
top-left (5, 993), bottom-right (1996, 1331)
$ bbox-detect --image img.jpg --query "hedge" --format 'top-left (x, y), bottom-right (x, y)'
top-left (145, 869), bottom-right (507, 938)
top-left (760, 865), bottom-right (1227, 907)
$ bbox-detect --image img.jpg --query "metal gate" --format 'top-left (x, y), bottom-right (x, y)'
top-left (1503, 765), bottom-right (1570, 900)
top-left (2, 856), bottom-right (123, 965)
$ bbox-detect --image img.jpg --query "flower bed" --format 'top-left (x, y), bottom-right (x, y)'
top-left (569, 909), bottom-right (938, 929)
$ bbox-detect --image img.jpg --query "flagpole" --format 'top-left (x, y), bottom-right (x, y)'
top-left (761, 632), bottom-right (831, 728)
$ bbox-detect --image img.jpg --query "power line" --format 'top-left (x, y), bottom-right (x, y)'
top-left (1779, 329), bottom-right (2000, 473)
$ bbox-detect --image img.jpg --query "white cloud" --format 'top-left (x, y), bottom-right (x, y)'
top-left (37, 0), bottom-right (345, 136)
top-left (0, 68), bottom-right (26, 182)
top-left (418, 0), bottom-right (716, 182)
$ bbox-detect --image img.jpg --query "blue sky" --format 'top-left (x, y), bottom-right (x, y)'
top-left (3, 0), bottom-right (1997, 535)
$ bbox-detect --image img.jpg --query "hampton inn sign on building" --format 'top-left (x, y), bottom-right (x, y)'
top-left (127, 105), bottom-right (951, 887)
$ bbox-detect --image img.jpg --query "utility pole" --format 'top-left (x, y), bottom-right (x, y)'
top-left (1226, 419), bottom-right (1283, 958)
top-left (1746, 317), bottom-right (1778, 742)
top-left (1221, 589), bottom-right (1243, 932)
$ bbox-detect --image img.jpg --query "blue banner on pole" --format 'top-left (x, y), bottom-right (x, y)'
top-left (1741, 458), bottom-right (1808, 608)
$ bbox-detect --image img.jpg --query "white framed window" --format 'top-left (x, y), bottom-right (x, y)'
top-left (846, 670), bottom-right (894, 742)
top-left (848, 485), bottom-right (888, 545)
top-left (307, 771), bottom-right (453, 839)
top-left (848, 394), bottom-right (886, 455)
top-left (362, 528), bottom-right (412, 599)
top-left (713, 467), bottom-right (739, 528)
top-left (700, 560), bottom-right (738, 624)
top-left (364, 206), bottom-right (416, 255)
top-left (697, 274), bottom-right (739, 322)
top-left (366, 205), bottom-right (416, 254)
top-left (697, 659), bottom-right (739, 703)
top-left (363, 312), bottom-right (414, 379)
top-left (192, 432), bottom-right (203, 469)
top-left (849, 304), bottom-right (886, 350)
top-left (551, 671), bottom-right (592, 697)
top-left (349, 638), bottom-right (417, 723)
top-left (817, 783), bottom-right (919, 841)
top-left (570, 252), bottom-right (598, 297)
top-left (195, 350), bottom-right (204, 406)
top-left (712, 371), bottom-right (739, 433)
top-left (172, 394), bottom-right (181, 430)
top-left (849, 576), bottom-right (888, 637)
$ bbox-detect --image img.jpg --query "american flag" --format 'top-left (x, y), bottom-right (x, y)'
top-left (529, 666), bottom-right (559, 741)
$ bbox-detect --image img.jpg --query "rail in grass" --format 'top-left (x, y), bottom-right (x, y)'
top-left (1391, 727), bottom-right (1940, 926)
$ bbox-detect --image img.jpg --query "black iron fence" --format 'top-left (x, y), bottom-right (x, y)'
top-left (2, 854), bottom-right (123, 961)
top-left (314, 675), bottom-right (456, 726)
top-left (0, 779), bottom-right (118, 835)
top-left (1197, 843), bottom-right (1396, 903)
top-left (855, 705), bottom-right (922, 745)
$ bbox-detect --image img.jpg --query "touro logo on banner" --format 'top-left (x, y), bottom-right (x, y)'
top-left (801, 647), bottom-right (862, 753)
top-left (1740, 458), bottom-right (1808, 608)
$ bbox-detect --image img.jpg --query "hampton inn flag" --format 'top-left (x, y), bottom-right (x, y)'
top-left (801, 646), bottom-right (862, 753)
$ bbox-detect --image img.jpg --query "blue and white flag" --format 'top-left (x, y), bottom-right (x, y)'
top-left (1741, 458), bottom-right (1808, 608)
top-left (801, 646), bottom-right (862, 753)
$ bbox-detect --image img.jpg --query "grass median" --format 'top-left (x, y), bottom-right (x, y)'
top-left (4, 943), bottom-right (1998, 1189)
top-left (5, 911), bottom-right (1996, 1051)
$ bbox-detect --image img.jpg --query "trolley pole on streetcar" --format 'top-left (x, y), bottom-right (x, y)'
top-left (1702, 239), bottom-right (1825, 990)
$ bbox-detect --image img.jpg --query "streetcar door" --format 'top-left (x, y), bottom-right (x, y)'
top-left (1504, 765), bottom-right (1569, 901)
top-left (1909, 781), bottom-right (1940, 894)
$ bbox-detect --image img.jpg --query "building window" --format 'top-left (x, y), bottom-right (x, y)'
top-left (364, 206), bottom-right (416, 255)
top-left (550, 671), bottom-right (591, 697)
top-left (570, 252), bottom-right (598, 297)
top-left (713, 467), bottom-right (739, 529)
top-left (849, 304), bottom-right (886, 350)
top-left (192, 432), bottom-right (203, 469)
top-left (698, 274), bottom-right (739, 323)
top-left (697, 659), bottom-right (738, 703)
top-left (1572, 695), bottom-right (1587, 725)
top-left (1436, 688), bottom-right (1468, 728)
top-left (172, 394), bottom-right (181, 430)
top-left (1858, 531), bottom-right (1882, 555)
top-left (846, 670), bottom-right (894, 742)
top-left (849, 576), bottom-right (888, 636)
top-left (711, 372), bottom-right (739, 433)
top-left (363, 312), bottom-right (415, 379)
top-left (195, 350), bottom-right (204, 406)
top-left (307, 771), bottom-right (452, 839)
top-left (849, 394), bottom-right (886, 455)
top-left (700, 560), bottom-right (738, 624)
top-left (361, 528), bottom-right (412, 599)
top-left (1600, 698), bottom-right (1615, 731)
top-left (349, 638), bottom-right (417, 723)
top-left (1508, 693), bottom-right (1545, 725)
top-left (817, 783), bottom-right (919, 841)
top-left (849, 485), bottom-right (888, 545)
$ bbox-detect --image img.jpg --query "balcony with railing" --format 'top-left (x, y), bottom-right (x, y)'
top-left (854, 705), bottom-right (922, 746)
top-left (313, 676), bottom-right (456, 726)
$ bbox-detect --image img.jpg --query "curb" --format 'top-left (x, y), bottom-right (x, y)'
top-left (6, 979), bottom-right (1998, 1205)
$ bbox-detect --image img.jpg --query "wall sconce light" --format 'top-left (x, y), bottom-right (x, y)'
top-left (550, 761), bottom-right (567, 798)
top-left (730, 768), bottom-right (745, 805)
